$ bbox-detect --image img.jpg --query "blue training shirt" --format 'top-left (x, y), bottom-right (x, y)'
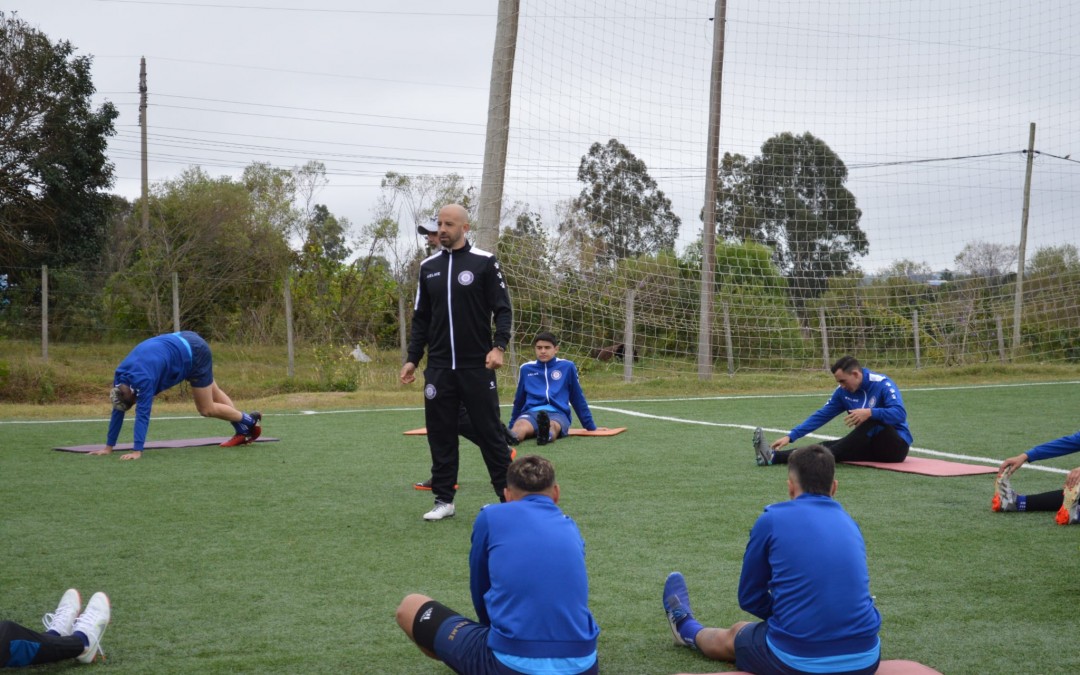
top-left (469, 494), bottom-right (599, 661)
top-left (105, 333), bottom-right (194, 451)
top-left (739, 494), bottom-right (881, 668)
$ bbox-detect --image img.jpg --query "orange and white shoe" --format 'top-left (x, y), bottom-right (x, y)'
top-left (1054, 482), bottom-right (1080, 525)
top-left (991, 472), bottom-right (1018, 512)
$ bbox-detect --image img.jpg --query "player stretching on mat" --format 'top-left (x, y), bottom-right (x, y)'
top-left (509, 332), bottom-right (604, 445)
top-left (90, 331), bottom-right (261, 460)
top-left (753, 355), bottom-right (911, 466)
top-left (663, 445), bottom-right (882, 674)
top-left (991, 429), bottom-right (1080, 525)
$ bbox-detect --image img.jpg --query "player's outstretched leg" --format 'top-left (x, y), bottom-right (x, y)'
top-left (663, 572), bottom-right (703, 650)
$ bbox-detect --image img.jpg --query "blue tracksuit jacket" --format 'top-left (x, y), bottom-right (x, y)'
top-left (789, 368), bottom-right (912, 445)
top-left (510, 357), bottom-right (597, 431)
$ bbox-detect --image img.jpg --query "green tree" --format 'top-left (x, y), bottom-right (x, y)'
top-left (569, 138), bottom-right (680, 265)
top-left (106, 167), bottom-right (291, 337)
top-left (743, 132), bottom-right (867, 316)
top-left (1027, 244), bottom-right (1079, 276)
top-left (242, 162), bottom-right (299, 240)
top-left (305, 204), bottom-right (351, 264)
top-left (0, 12), bottom-right (118, 271)
top-left (954, 240), bottom-right (1017, 278)
top-left (710, 152), bottom-right (761, 242)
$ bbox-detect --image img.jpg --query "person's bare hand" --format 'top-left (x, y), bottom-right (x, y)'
top-left (400, 362), bottom-right (417, 385)
top-left (844, 408), bottom-right (871, 427)
top-left (771, 435), bottom-right (791, 451)
top-left (997, 453), bottom-right (1028, 477)
top-left (1064, 466), bottom-right (1080, 490)
top-left (485, 348), bottom-right (505, 370)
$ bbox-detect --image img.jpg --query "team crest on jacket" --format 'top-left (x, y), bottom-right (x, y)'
top-left (424, 384), bottom-right (437, 399)
top-left (551, 370), bottom-right (562, 380)
top-left (869, 396), bottom-right (877, 406)
top-left (457, 270), bottom-right (475, 286)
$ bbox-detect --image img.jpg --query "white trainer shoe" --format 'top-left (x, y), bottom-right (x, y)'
top-left (72, 592), bottom-right (111, 663)
top-left (42, 588), bottom-right (81, 636)
top-left (423, 501), bottom-right (456, 521)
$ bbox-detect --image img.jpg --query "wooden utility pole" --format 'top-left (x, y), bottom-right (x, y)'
top-left (1012, 122), bottom-right (1035, 359)
top-left (140, 57), bottom-right (149, 232)
top-left (698, 0), bottom-right (728, 379)
top-left (476, 0), bottom-right (519, 250)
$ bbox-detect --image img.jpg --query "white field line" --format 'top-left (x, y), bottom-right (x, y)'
top-left (589, 404), bottom-right (1069, 476)
top-left (4, 380), bottom-right (1074, 475)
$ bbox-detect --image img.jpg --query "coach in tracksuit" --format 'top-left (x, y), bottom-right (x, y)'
top-left (400, 204), bottom-right (514, 522)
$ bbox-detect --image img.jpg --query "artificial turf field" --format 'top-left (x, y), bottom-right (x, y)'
top-left (2, 380), bottom-right (1078, 674)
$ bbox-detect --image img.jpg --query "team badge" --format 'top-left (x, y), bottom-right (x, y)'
top-left (424, 384), bottom-right (437, 399)
top-left (458, 270), bottom-right (475, 286)
top-left (869, 396), bottom-right (877, 406)
top-left (551, 370), bottom-right (562, 380)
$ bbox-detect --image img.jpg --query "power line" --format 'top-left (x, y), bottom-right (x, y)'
top-left (90, 55), bottom-right (488, 90)
top-left (91, 0), bottom-right (494, 17)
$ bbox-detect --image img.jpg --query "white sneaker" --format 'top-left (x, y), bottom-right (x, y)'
top-left (72, 592), bottom-right (111, 664)
top-left (423, 501), bottom-right (456, 521)
top-left (42, 588), bottom-right (81, 636)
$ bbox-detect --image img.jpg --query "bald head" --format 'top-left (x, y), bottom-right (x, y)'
top-left (437, 203), bottom-right (470, 250)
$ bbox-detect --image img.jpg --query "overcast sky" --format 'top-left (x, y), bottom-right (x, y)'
top-left (8, 0), bottom-right (1080, 273)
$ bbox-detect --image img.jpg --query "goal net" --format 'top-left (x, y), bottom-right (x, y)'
top-left (494, 0), bottom-right (1080, 377)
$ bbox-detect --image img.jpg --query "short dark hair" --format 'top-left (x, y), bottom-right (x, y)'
top-left (831, 355), bottom-right (861, 374)
top-left (788, 445), bottom-right (835, 495)
top-left (533, 331), bottom-right (559, 347)
top-left (110, 383), bottom-right (136, 412)
top-left (507, 454), bottom-right (556, 493)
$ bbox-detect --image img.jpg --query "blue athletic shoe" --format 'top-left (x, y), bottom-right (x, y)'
top-left (663, 572), bottom-right (698, 648)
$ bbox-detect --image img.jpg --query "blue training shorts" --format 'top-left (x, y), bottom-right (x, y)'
top-left (177, 331), bottom-right (214, 388)
top-left (413, 601), bottom-right (597, 675)
top-left (734, 622), bottom-right (879, 675)
top-left (518, 409), bottom-right (571, 438)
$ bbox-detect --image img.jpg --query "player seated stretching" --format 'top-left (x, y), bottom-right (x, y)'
top-left (509, 332), bottom-right (602, 445)
top-left (754, 355), bottom-right (911, 466)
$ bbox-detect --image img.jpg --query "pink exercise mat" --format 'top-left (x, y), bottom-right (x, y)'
top-left (843, 456), bottom-right (997, 476)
